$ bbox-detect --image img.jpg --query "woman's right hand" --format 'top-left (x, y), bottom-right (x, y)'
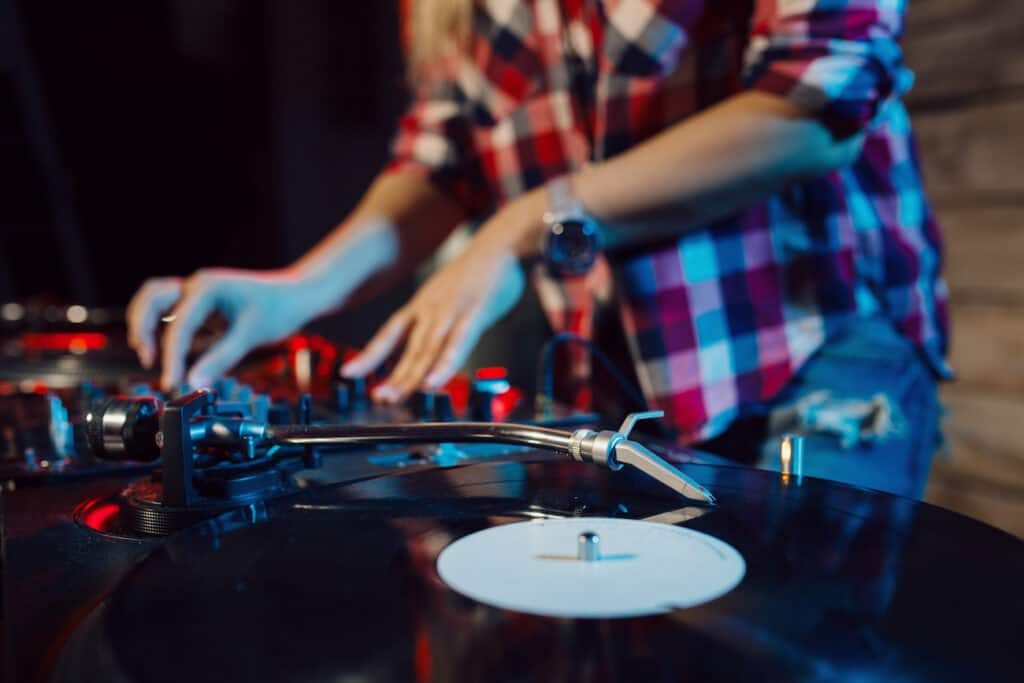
top-left (127, 268), bottom-right (315, 391)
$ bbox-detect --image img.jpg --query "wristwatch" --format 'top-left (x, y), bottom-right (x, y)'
top-left (541, 175), bottom-right (602, 277)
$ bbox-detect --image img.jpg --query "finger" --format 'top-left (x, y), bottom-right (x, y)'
top-left (160, 279), bottom-right (219, 391)
top-left (372, 314), bottom-right (433, 403)
top-left (185, 318), bottom-right (255, 389)
top-left (340, 310), bottom-right (411, 379)
top-left (126, 277), bottom-right (180, 346)
top-left (423, 306), bottom-right (486, 390)
top-left (127, 278), bottom-right (182, 369)
top-left (379, 314), bottom-right (454, 402)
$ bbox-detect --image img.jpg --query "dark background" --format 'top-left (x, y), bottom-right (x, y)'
top-left (1, 0), bottom-right (405, 306)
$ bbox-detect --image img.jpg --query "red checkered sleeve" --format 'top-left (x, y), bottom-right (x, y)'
top-left (387, 65), bottom-right (492, 217)
top-left (743, 0), bottom-right (913, 138)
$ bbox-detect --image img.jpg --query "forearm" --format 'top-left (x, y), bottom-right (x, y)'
top-left (478, 91), bottom-right (863, 255)
top-left (577, 92), bottom-right (862, 249)
top-left (287, 171), bottom-right (466, 315)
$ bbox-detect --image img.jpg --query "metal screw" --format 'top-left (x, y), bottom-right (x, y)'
top-left (780, 434), bottom-right (804, 480)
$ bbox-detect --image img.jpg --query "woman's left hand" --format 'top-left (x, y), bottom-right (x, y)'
top-left (340, 243), bottom-right (526, 402)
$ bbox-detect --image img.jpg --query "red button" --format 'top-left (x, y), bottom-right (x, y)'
top-left (475, 367), bottom-right (508, 381)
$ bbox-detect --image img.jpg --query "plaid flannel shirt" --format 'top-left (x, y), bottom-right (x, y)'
top-left (388, 0), bottom-right (949, 443)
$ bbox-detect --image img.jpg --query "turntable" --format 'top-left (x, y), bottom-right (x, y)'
top-left (5, 392), bottom-right (1023, 681)
top-left (2, 319), bottom-right (1022, 682)
top-left (40, 456), bottom-right (1024, 682)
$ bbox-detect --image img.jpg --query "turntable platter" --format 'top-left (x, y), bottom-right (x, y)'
top-left (52, 460), bottom-right (1024, 682)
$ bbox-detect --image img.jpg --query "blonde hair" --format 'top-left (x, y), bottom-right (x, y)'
top-left (408, 0), bottom-right (473, 75)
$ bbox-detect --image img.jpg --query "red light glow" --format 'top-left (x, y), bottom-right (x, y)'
top-left (21, 333), bottom-right (108, 352)
top-left (75, 497), bottom-right (121, 532)
top-left (492, 386), bottom-right (523, 421)
top-left (475, 366), bottom-right (508, 381)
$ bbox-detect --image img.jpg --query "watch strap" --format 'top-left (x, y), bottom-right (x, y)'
top-left (545, 175), bottom-right (584, 223)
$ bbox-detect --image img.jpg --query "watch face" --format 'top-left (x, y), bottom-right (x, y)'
top-left (547, 219), bottom-right (598, 276)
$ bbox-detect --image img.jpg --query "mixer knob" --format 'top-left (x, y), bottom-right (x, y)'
top-left (469, 368), bottom-right (511, 422)
top-left (251, 394), bottom-right (271, 423)
top-left (433, 392), bottom-right (455, 422)
top-left (408, 391), bottom-right (436, 421)
top-left (332, 384), bottom-right (350, 414)
top-left (299, 394), bottom-right (313, 425)
top-left (268, 400), bottom-right (292, 425)
top-left (342, 376), bottom-right (369, 409)
top-left (213, 377), bottom-right (237, 398)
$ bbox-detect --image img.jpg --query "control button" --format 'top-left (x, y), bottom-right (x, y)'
top-left (251, 394), bottom-right (271, 423)
top-left (332, 384), bottom-right (350, 414)
top-left (299, 394), bottom-right (313, 425)
top-left (268, 400), bottom-right (291, 425)
top-left (469, 368), bottom-right (511, 422)
top-left (342, 376), bottom-right (369, 409)
top-left (408, 391), bottom-right (436, 421)
top-left (213, 377), bottom-right (237, 399)
top-left (433, 392), bottom-right (455, 422)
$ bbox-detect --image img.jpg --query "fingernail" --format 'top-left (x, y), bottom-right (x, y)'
top-left (425, 373), bottom-right (442, 388)
top-left (340, 362), bottom-right (359, 378)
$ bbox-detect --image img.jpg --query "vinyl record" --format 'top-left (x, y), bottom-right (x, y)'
top-left (53, 460), bottom-right (1024, 682)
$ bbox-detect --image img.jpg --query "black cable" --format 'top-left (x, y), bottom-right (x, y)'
top-left (536, 332), bottom-right (648, 412)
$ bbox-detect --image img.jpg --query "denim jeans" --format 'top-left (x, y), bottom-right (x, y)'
top-left (698, 317), bottom-right (941, 499)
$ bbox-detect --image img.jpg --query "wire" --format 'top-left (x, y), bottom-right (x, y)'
top-left (535, 332), bottom-right (648, 413)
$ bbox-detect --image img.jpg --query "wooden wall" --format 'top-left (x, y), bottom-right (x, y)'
top-left (905, 0), bottom-right (1024, 537)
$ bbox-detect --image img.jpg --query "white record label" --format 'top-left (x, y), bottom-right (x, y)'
top-left (436, 517), bottom-right (745, 619)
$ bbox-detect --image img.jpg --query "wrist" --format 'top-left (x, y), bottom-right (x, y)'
top-left (476, 186), bottom-right (548, 258)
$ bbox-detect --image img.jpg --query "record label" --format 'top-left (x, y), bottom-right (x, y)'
top-left (436, 517), bottom-right (745, 618)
